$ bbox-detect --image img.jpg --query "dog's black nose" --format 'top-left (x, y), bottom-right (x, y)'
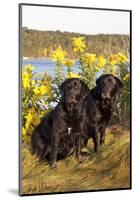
top-left (101, 92), bottom-right (110, 100)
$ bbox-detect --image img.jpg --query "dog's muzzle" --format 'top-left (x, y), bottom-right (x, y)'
top-left (101, 91), bottom-right (111, 100)
top-left (66, 94), bottom-right (78, 105)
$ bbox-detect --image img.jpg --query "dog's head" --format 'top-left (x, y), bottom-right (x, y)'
top-left (96, 74), bottom-right (123, 103)
top-left (60, 78), bottom-right (89, 110)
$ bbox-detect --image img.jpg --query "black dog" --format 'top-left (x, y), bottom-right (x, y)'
top-left (85, 74), bottom-right (123, 152)
top-left (31, 78), bottom-right (89, 168)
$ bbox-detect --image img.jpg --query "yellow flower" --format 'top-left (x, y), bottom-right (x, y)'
top-left (22, 65), bottom-right (34, 89)
top-left (98, 55), bottom-right (106, 67)
top-left (95, 66), bottom-right (100, 72)
top-left (34, 85), bottom-right (48, 96)
top-left (25, 110), bottom-right (33, 122)
top-left (82, 53), bottom-right (97, 65)
top-left (31, 80), bottom-right (35, 87)
top-left (108, 53), bottom-right (128, 65)
top-left (39, 85), bottom-right (48, 95)
top-left (64, 59), bottom-right (75, 67)
top-left (123, 74), bottom-right (130, 81)
top-left (109, 54), bottom-right (119, 65)
top-left (22, 127), bottom-right (27, 136)
top-left (33, 86), bottom-right (40, 95)
top-left (66, 72), bottom-right (80, 79)
top-left (72, 37), bottom-right (86, 53)
top-left (117, 53), bottom-right (128, 63)
top-left (27, 64), bottom-right (34, 72)
top-left (25, 115), bottom-right (32, 130)
top-left (51, 47), bottom-right (67, 64)
top-left (37, 80), bottom-right (42, 84)
top-left (22, 71), bottom-right (31, 89)
top-left (24, 108), bottom-right (40, 131)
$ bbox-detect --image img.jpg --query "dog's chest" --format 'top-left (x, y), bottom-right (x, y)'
top-left (97, 107), bottom-right (112, 125)
top-left (67, 117), bottom-right (81, 133)
top-left (65, 112), bottom-right (82, 134)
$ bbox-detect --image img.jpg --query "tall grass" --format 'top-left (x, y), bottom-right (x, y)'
top-left (21, 126), bottom-right (130, 194)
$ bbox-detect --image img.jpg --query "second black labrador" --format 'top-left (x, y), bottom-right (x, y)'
top-left (31, 78), bottom-right (89, 168)
top-left (85, 74), bottom-right (123, 152)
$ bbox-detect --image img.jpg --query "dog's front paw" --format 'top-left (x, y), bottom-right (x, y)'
top-left (100, 140), bottom-right (105, 146)
top-left (50, 162), bottom-right (57, 169)
top-left (76, 154), bottom-right (84, 163)
top-left (77, 154), bottom-right (82, 160)
top-left (95, 145), bottom-right (99, 153)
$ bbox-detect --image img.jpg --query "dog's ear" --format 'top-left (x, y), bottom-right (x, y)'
top-left (96, 76), bottom-right (102, 86)
top-left (59, 80), bottom-right (67, 95)
top-left (80, 80), bottom-right (89, 99)
top-left (114, 76), bottom-right (123, 89)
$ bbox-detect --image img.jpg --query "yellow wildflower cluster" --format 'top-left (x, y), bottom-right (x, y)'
top-left (109, 54), bottom-right (119, 65)
top-left (117, 53), bottom-right (128, 63)
top-left (22, 65), bottom-right (33, 89)
top-left (51, 47), bottom-right (67, 64)
top-left (64, 59), bottom-right (75, 67)
top-left (66, 72), bottom-right (80, 79)
top-left (82, 53), bottom-right (97, 65)
top-left (109, 53), bottom-right (128, 65)
top-left (33, 85), bottom-right (48, 96)
top-left (25, 108), bottom-right (40, 128)
top-left (22, 65), bottom-right (52, 97)
top-left (123, 73), bottom-right (130, 81)
top-left (72, 37), bottom-right (86, 53)
top-left (98, 55), bottom-right (106, 67)
top-left (22, 107), bottom-right (41, 143)
top-left (22, 65), bottom-right (53, 144)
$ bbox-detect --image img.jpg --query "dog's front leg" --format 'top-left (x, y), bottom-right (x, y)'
top-left (75, 135), bottom-right (82, 160)
top-left (100, 126), bottom-right (106, 146)
top-left (50, 131), bottom-right (59, 169)
top-left (92, 126), bottom-right (99, 153)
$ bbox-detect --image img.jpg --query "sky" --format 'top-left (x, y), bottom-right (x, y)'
top-left (22, 5), bottom-right (130, 35)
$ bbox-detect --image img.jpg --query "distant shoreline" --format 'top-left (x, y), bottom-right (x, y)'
top-left (23, 57), bottom-right (53, 61)
top-left (23, 27), bottom-right (129, 36)
top-left (22, 57), bottom-right (79, 62)
top-left (22, 28), bottom-right (130, 59)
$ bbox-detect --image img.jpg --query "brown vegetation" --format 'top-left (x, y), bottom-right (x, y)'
top-left (21, 126), bottom-right (130, 195)
top-left (22, 28), bottom-right (130, 58)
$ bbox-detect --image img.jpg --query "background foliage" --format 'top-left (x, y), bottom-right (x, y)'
top-left (22, 27), bottom-right (130, 58)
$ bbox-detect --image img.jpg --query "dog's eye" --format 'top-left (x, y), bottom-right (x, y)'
top-left (66, 85), bottom-right (70, 89)
top-left (108, 78), bottom-right (112, 83)
top-left (74, 82), bottom-right (78, 89)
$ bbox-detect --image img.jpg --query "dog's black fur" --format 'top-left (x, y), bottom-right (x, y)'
top-left (31, 78), bottom-right (89, 168)
top-left (85, 74), bottom-right (123, 152)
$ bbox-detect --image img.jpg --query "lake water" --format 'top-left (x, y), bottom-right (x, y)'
top-left (22, 58), bottom-right (81, 77)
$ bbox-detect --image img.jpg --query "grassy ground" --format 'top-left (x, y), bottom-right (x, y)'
top-left (21, 125), bottom-right (130, 195)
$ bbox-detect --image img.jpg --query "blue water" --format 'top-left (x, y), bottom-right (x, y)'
top-left (22, 58), bottom-right (81, 77)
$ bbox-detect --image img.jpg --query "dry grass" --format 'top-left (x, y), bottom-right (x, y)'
top-left (21, 126), bottom-right (130, 195)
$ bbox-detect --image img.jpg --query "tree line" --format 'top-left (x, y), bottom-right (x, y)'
top-left (22, 27), bottom-right (130, 58)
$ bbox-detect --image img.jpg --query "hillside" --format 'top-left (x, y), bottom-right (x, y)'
top-left (21, 125), bottom-right (130, 195)
top-left (22, 28), bottom-right (130, 58)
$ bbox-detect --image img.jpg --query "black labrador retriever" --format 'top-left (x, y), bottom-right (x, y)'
top-left (31, 78), bottom-right (89, 168)
top-left (85, 74), bottom-right (123, 152)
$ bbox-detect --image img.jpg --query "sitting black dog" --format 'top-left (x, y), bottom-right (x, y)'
top-left (85, 74), bottom-right (123, 152)
top-left (31, 78), bottom-right (89, 168)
